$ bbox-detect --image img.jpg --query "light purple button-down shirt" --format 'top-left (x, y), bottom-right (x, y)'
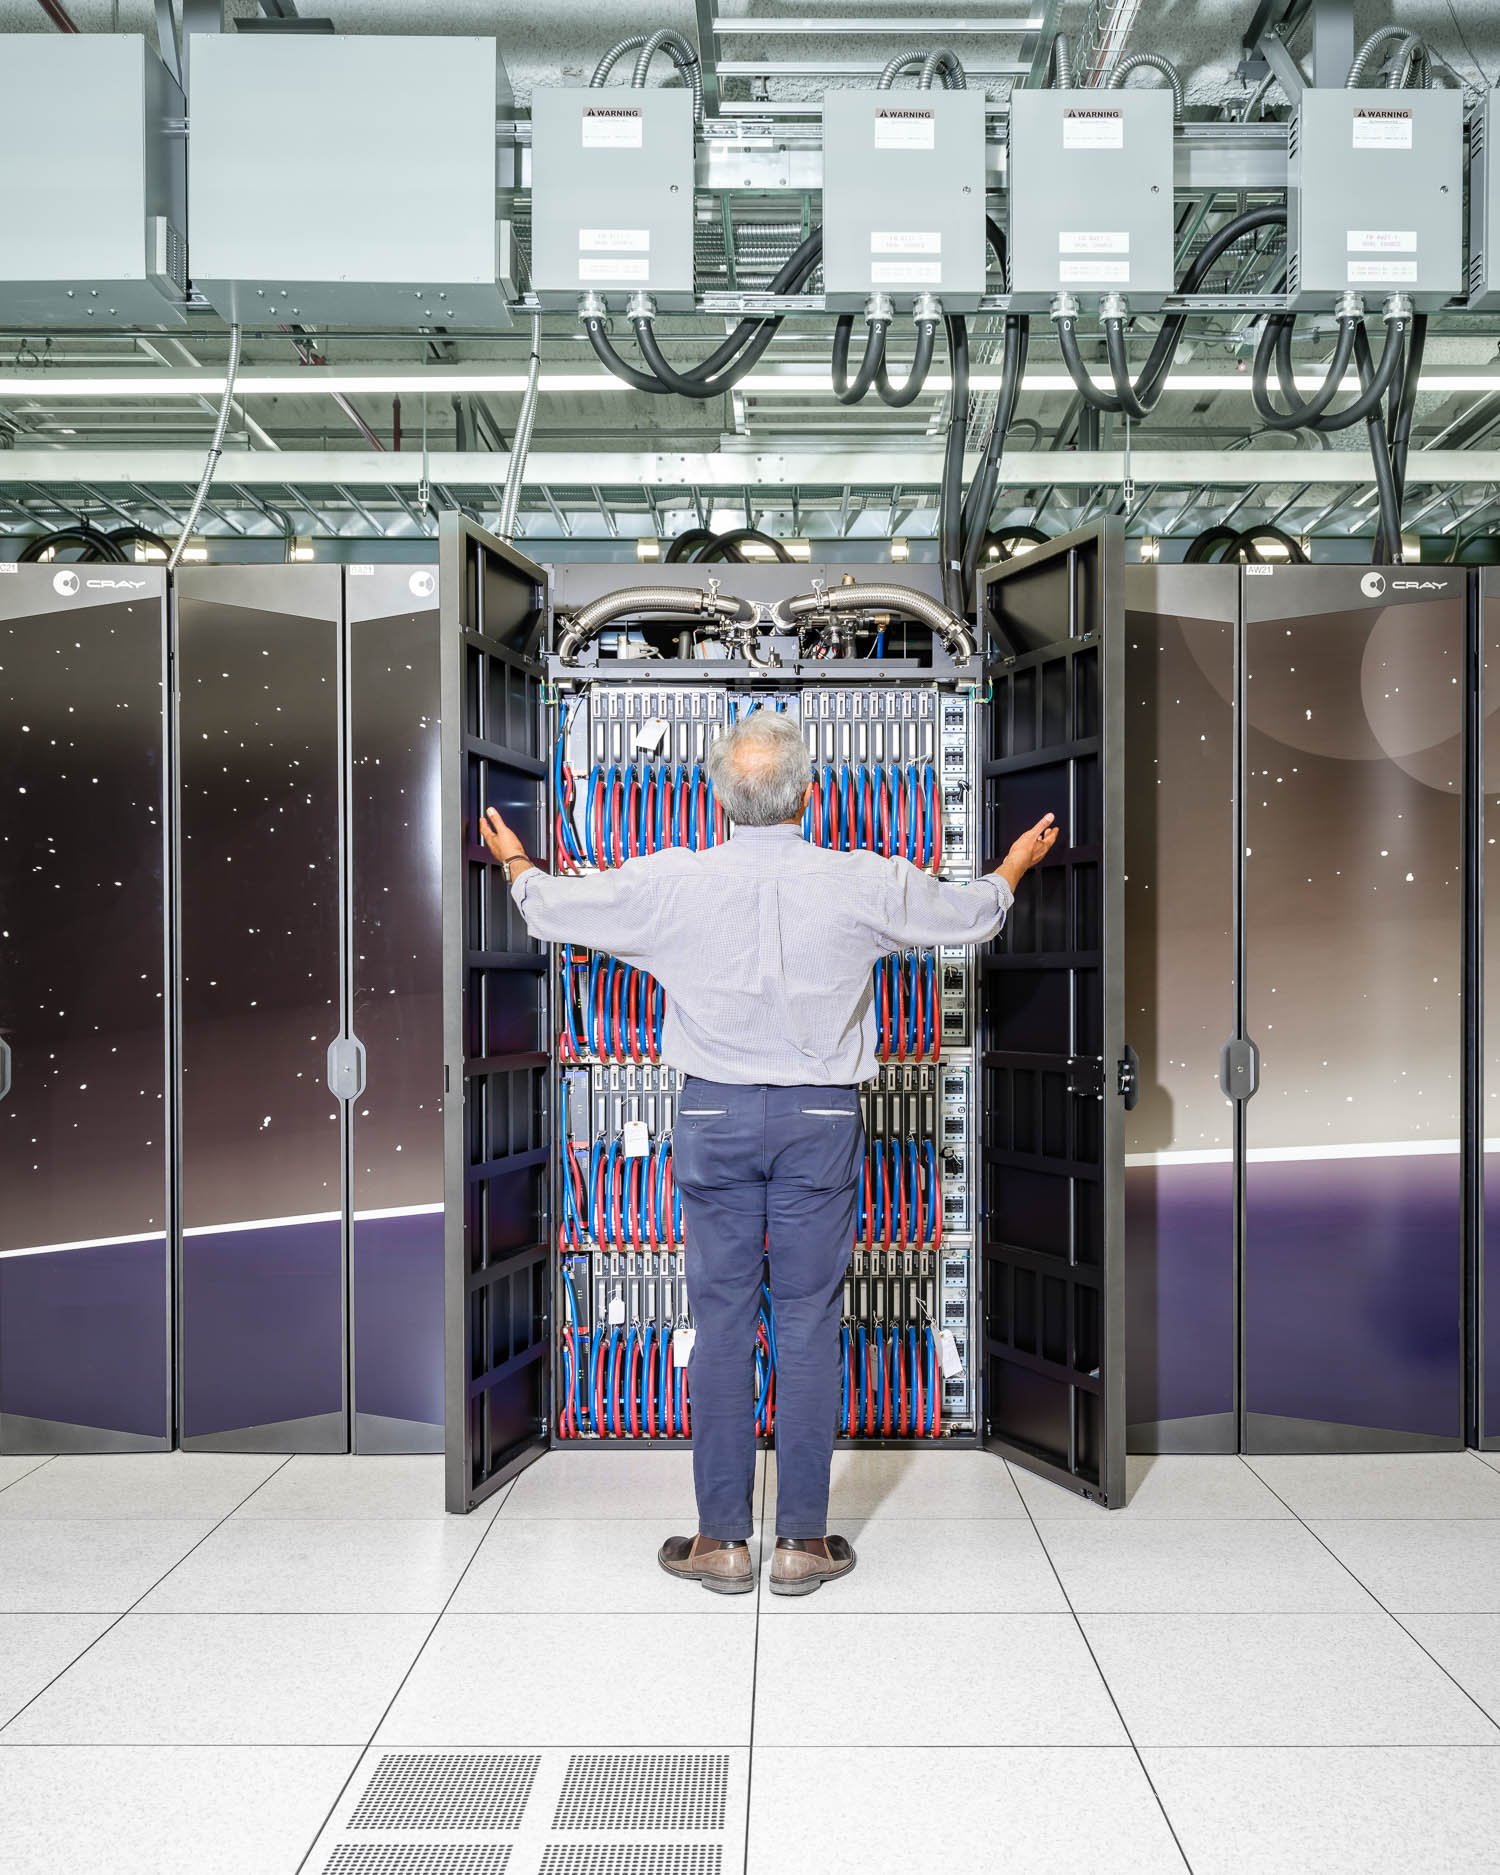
top-left (512, 822), bottom-right (1012, 1085)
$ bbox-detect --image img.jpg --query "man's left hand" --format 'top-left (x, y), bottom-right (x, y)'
top-left (480, 806), bottom-right (526, 864)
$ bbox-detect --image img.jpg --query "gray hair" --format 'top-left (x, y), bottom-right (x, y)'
top-left (706, 713), bottom-right (812, 826)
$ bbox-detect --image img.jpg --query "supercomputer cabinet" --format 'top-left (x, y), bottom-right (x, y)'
top-left (444, 520), bottom-right (1131, 1514)
top-left (1122, 566), bottom-right (1238, 1454)
top-left (0, 33), bottom-right (187, 326)
top-left (1478, 569), bottom-right (1500, 1452)
top-left (0, 566), bottom-right (172, 1453)
top-left (174, 564), bottom-right (445, 1454)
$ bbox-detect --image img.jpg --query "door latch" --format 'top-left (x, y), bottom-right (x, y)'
top-left (1117, 1043), bottom-right (1140, 1111)
top-left (326, 1034), bottom-right (367, 1103)
top-left (0, 1035), bottom-right (11, 1104)
top-left (1219, 1036), bottom-right (1260, 1102)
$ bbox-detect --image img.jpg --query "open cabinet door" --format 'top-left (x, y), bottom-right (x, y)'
top-left (441, 518), bottom-right (553, 1513)
top-left (977, 523), bottom-right (1127, 1507)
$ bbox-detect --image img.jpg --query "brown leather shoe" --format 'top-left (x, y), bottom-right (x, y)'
top-left (657, 1534), bottom-right (755, 1595)
top-left (768, 1535), bottom-right (856, 1596)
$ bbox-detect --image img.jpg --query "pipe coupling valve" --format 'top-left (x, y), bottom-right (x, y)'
top-left (1333, 290), bottom-right (1365, 322)
top-left (577, 290), bottom-right (608, 322)
top-left (626, 290), bottom-right (658, 322)
top-left (911, 292), bottom-right (943, 324)
top-left (1098, 291), bottom-right (1129, 322)
top-left (1049, 291), bottom-right (1081, 323)
top-left (1382, 293), bottom-right (1413, 322)
top-left (863, 293), bottom-right (895, 326)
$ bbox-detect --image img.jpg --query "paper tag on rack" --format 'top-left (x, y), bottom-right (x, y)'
top-left (939, 1330), bottom-right (963, 1380)
top-left (673, 1326), bottom-right (697, 1366)
top-left (607, 1290), bottom-right (626, 1327)
top-left (634, 717), bottom-right (669, 754)
top-left (622, 1119), bottom-right (650, 1159)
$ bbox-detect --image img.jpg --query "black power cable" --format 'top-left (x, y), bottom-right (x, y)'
top-left (18, 524), bottom-right (128, 563)
top-left (663, 528), bottom-right (719, 563)
top-left (692, 527), bottom-right (793, 564)
top-left (938, 313), bottom-right (969, 617)
top-left (873, 315), bottom-right (938, 408)
top-left (831, 314), bottom-right (890, 405)
top-left (1250, 313), bottom-right (1359, 430)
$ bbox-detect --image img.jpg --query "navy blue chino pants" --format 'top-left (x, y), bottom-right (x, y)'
top-left (672, 1076), bottom-right (864, 1540)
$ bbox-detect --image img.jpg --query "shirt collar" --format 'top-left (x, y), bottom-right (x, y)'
top-left (728, 822), bottom-right (806, 841)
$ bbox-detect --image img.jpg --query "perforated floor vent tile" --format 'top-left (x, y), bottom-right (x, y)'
top-left (346, 1753), bottom-right (541, 1832)
top-left (552, 1755), bottom-right (730, 1834)
top-left (538, 1849), bottom-right (722, 1875)
top-left (323, 1851), bottom-right (512, 1875)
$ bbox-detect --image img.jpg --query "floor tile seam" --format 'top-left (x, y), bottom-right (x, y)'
top-left (0, 1454), bottom-right (297, 1741)
top-left (0, 1457), bottom-right (53, 1499)
top-left (6, 1739), bottom-right (1500, 1752)
top-left (1248, 1470), bottom-right (1500, 1741)
top-left (1015, 1482), bottom-right (1196, 1874)
top-left (291, 1472), bottom-right (521, 1875)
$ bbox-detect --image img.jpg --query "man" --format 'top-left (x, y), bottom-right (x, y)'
top-left (481, 711), bottom-right (1056, 1596)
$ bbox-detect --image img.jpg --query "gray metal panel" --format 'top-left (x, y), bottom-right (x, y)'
top-left (529, 88), bottom-right (696, 311)
top-left (1287, 89), bottom-right (1463, 310)
top-left (1007, 90), bottom-right (1175, 312)
top-left (188, 35), bottom-right (511, 329)
top-left (821, 89), bottom-right (987, 313)
top-left (0, 34), bottom-right (185, 325)
top-left (1468, 97), bottom-right (1500, 311)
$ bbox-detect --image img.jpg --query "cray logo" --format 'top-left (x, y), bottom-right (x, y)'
top-left (52, 570), bottom-right (79, 596)
top-left (409, 570), bottom-right (436, 599)
top-left (1361, 572), bottom-right (1448, 597)
top-left (52, 571), bottom-right (148, 595)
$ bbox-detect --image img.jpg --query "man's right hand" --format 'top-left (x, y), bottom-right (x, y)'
top-left (996, 813), bottom-right (1059, 894)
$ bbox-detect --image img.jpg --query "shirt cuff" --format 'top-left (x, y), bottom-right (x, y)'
top-left (510, 867), bottom-right (536, 909)
top-left (991, 874), bottom-right (1015, 913)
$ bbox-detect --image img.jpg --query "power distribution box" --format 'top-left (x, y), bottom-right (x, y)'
top-left (0, 34), bottom-right (186, 326)
top-left (189, 35), bottom-right (515, 328)
top-left (1006, 90), bottom-right (1174, 312)
top-left (1287, 88), bottom-right (1463, 310)
top-left (820, 90), bottom-right (987, 312)
top-left (1468, 95), bottom-right (1500, 309)
top-left (529, 89), bottom-right (696, 310)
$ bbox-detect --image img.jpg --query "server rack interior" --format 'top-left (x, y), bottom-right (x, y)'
top-left (544, 667), bottom-right (983, 1445)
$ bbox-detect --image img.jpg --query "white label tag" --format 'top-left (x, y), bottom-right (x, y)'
top-left (673, 1326), bottom-right (696, 1366)
top-left (1062, 109), bottom-right (1124, 150)
top-left (870, 260), bottom-right (943, 285)
top-left (871, 230), bottom-right (941, 255)
top-left (578, 227), bottom-right (650, 253)
top-left (874, 108), bottom-right (934, 151)
top-left (0, 563), bottom-right (17, 574)
top-left (578, 257), bottom-right (650, 283)
top-left (347, 564), bottom-right (374, 576)
top-left (1244, 565), bottom-right (1275, 576)
top-left (939, 1330), bottom-right (963, 1379)
top-left (1347, 259), bottom-right (1418, 283)
top-left (622, 1118), bottom-right (650, 1160)
top-left (1347, 230), bottom-right (1416, 253)
top-left (1059, 231), bottom-right (1130, 255)
top-left (1059, 259), bottom-right (1131, 283)
top-left (582, 106), bottom-right (643, 149)
top-left (1352, 110), bottom-right (1412, 150)
top-left (634, 717), bottom-right (669, 753)
top-left (607, 1290), bottom-right (626, 1326)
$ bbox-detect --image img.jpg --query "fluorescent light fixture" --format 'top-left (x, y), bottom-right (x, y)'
top-left (1139, 536), bottom-right (1160, 562)
top-left (179, 545), bottom-right (209, 562)
top-left (636, 538), bottom-right (661, 560)
top-left (890, 537), bottom-right (910, 562)
top-left (290, 543), bottom-right (316, 561)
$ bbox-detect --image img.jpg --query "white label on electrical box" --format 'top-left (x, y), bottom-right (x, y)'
top-left (672, 1326), bottom-right (696, 1366)
top-left (1059, 231), bottom-right (1131, 254)
top-left (347, 564), bottom-right (375, 576)
top-left (622, 1118), bottom-right (650, 1159)
top-left (582, 105), bottom-right (643, 149)
top-left (634, 716), bottom-right (669, 753)
top-left (1347, 230), bottom-right (1417, 253)
top-left (1062, 108), bottom-right (1124, 150)
top-left (578, 257), bottom-right (650, 283)
top-left (607, 1290), bottom-right (626, 1326)
top-left (939, 1330), bottom-right (963, 1379)
top-left (871, 231), bottom-right (942, 255)
top-left (1352, 108), bottom-right (1412, 150)
top-left (871, 261), bottom-right (943, 285)
top-left (1059, 259), bottom-right (1131, 283)
top-left (578, 227), bottom-right (650, 253)
top-left (1347, 259), bottom-right (1418, 283)
top-left (874, 107), bottom-right (935, 150)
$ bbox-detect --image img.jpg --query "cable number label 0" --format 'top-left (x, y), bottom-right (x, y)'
top-left (582, 106), bottom-right (643, 149)
top-left (622, 1119), bottom-right (651, 1159)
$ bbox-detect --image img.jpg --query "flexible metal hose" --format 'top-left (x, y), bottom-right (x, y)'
top-left (497, 314), bottom-right (540, 543)
top-left (918, 48), bottom-right (966, 90)
top-left (630, 29), bottom-right (703, 124)
top-left (878, 53), bottom-right (925, 89)
top-left (1106, 52), bottom-right (1184, 116)
top-left (558, 585), bottom-right (752, 663)
top-left (1346, 27), bottom-right (1422, 87)
top-left (169, 321), bottom-right (241, 572)
top-left (591, 34), bottom-right (648, 85)
top-left (1049, 33), bottom-right (1072, 89)
top-left (777, 583), bottom-right (975, 665)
